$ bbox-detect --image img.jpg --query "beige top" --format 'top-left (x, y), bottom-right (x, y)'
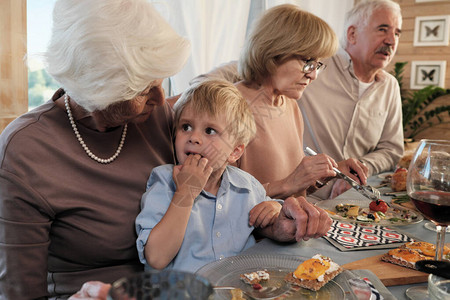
top-left (300, 49), bottom-right (404, 198)
top-left (300, 48), bottom-right (404, 176)
top-left (235, 84), bottom-right (305, 196)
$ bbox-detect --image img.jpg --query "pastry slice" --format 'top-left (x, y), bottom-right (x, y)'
top-left (401, 241), bottom-right (450, 258)
top-left (240, 270), bottom-right (270, 285)
top-left (230, 288), bottom-right (245, 300)
top-left (284, 254), bottom-right (343, 291)
top-left (381, 248), bottom-right (432, 269)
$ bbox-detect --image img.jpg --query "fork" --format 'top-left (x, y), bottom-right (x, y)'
top-left (213, 286), bottom-right (282, 299)
top-left (304, 147), bottom-right (381, 201)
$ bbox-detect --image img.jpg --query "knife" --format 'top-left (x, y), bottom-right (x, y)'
top-left (304, 147), bottom-right (381, 201)
top-left (416, 260), bottom-right (450, 279)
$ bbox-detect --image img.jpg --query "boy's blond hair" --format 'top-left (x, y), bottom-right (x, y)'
top-left (174, 79), bottom-right (256, 146)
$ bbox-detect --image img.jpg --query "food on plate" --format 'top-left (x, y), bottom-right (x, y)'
top-left (240, 270), bottom-right (270, 285)
top-left (332, 201), bottom-right (418, 224)
top-left (379, 173), bottom-right (393, 187)
top-left (230, 288), bottom-right (245, 300)
top-left (347, 205), bottom-right (360, 217)
top-left (402, 241), bottom-right (450, 259)
top-left (391, 167), bottom-right (407, 192)
top-left (369, 199), bottom-right (389, 214)
top-left (381, 248), bottom-right (432, 269)
top-left (336, 203), bottom-right (358, 214)
top-left (285, 254), bottom-right (343, 291)
top-left (398, 152), bottom-right (413, 169)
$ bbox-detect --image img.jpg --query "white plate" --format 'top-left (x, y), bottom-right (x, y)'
top-left (316, 198), bottom-right (423, 226)
top-left (196, 254), bottom-right (345, 299)
top-left (377, 172), bottom-right (393, 179)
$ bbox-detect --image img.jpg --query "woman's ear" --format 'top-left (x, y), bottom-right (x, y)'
top-left (227, 144), bottom-right (245, 164)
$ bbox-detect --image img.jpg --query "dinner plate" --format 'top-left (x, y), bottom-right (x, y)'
top-left (316, 198), bottom-right (423, 226)
top-left (196, 254), bottom-right (345, 299)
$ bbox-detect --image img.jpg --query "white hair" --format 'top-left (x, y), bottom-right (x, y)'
top-left (45, 0), bottom-right (190, 112)
top-left (341, 0), bottom-right (401, 48)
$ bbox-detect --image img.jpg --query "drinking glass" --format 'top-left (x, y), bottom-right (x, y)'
top-left (428, 274), bottom-right (450, 300)
top-left (107, 270), bottom-right (213, 300)
top-left (405, 139), bottom-right (450, 300)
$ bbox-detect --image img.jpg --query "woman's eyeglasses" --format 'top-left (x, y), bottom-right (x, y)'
top-left (302, 59), bottom-right (326, 75)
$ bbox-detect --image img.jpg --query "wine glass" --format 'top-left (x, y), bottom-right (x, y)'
top-left (405, 139), bottom-right (450, 300)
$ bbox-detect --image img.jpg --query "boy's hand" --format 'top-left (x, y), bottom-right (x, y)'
top-left (173, 154), bottom-right (213, 206)
top-left (249, 201), bottom-right (282, 228)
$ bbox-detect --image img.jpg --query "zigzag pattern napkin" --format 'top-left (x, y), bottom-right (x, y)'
top-left (325, 220), bottom-right (416, 251)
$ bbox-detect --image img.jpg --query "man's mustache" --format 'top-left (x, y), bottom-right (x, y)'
top-left (376, 45), bottom-right (393, 55)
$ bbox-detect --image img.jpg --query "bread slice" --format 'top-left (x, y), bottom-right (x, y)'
top-left (284, 255), bottom-right (344, 291)
top-left (381, 248), bottom-right (432, 269)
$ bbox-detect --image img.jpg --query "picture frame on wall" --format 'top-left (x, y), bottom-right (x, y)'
top-left (415, 0), bottom-right (450, 2)
top-left (410, 61), bottom-right (446, 89)
top-left (413, 15), bottom-right (450, 46)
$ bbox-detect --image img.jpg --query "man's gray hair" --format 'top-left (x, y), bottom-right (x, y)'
top-left (341, 0), bottom-right (401, 48)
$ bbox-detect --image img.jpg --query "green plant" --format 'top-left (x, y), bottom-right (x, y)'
top-left (392, 62), bottom-right (450, 139)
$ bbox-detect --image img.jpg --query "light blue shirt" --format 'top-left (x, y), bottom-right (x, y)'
top-left (135, 164), bottom-right (274, 273)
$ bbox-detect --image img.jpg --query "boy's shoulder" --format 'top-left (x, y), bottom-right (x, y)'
top-left (225, 165), bottom-right (262, 189)
top-left (153, 164), bottom-right (175, 172)
top-left (149, 164), bottom-right (175, 180)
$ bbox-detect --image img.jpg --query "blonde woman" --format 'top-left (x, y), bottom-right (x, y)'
top-left (235, 5), bottom-right (365, 199)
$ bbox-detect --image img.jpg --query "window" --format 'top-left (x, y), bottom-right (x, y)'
top-left (27, 0), bottom-right (57, 110)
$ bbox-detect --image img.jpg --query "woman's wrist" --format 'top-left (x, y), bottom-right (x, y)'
top-left (264, 179), bottom-right (292, 199)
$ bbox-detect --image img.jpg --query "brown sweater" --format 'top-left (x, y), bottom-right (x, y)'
top-left (0, 89), bottom-right (175, 299)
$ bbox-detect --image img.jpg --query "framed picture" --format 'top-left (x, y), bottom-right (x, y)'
top-left (413, 15), bottom-right (450, 46)
top-left (415, 0), bottom-right (450, 2)
top-left (410, 61), bottom-right (446, 89)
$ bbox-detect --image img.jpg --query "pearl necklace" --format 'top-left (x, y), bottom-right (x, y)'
top-left (64, 93), bottom-right (127, 164)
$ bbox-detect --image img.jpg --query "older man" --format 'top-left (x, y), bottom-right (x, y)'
top-left (300, 0), bottom-right (404, 199)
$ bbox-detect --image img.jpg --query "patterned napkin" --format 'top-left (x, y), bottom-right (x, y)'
top-left (324, 220), bottom-right (416, 251)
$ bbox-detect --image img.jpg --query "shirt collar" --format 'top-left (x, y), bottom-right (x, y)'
top-left (200, 166), bottom-right (252, 199)
top-left (336, 48), bottom-right (386, 83)
top-left (221, 166), bottom-right (252, 193)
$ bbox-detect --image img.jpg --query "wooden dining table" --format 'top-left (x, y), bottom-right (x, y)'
top-left (240, 174), bottom-right (441, 300)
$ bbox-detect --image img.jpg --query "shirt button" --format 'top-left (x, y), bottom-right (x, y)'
top-left (219, 255), bottom-right (225, 260)
top-left (216, 232), bottom-right (221, 238)
top-left (217, 204), bottom-right (223, 210)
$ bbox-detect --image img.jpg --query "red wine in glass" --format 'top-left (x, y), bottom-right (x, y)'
top-left (406, 140), bottom-right (450, 300)
top-left (410, 191), bottom-right (450, 226)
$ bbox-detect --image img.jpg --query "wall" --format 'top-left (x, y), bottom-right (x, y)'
top-left (388, 0), bottom-right (450, 141)
top-left (0, 0), bottom-right (27, 134)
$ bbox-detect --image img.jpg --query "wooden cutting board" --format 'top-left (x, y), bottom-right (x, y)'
top-left (342, 254), bottom-right (428, 286)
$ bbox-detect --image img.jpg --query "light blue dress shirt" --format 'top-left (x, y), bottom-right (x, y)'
top-left (135, 164), bottom-right (274, 273)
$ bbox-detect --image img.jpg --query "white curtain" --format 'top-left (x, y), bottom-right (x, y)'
top-left (152, 0), bottom-right (251, 95)
top-left (264, 0), bottom-right (354, 41)
top-left (153, 0), bottom-right (354, 95)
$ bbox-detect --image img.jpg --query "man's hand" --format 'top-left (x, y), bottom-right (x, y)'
top-left (68, 281), bottom-right (111, 300)
top-left (337, 158), bottom-right (368, 184)
top-left (330, 179), bottom-right (351, 199)
top-left (331, 158), bottom-right (369, 198)
top-left (249, 201), bottom-right (282, 228)
top-left (267, 197), bottom-right (332, 242)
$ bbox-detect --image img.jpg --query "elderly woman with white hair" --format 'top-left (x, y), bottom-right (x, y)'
top-left (0, 0), bottom-right (190, 298)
